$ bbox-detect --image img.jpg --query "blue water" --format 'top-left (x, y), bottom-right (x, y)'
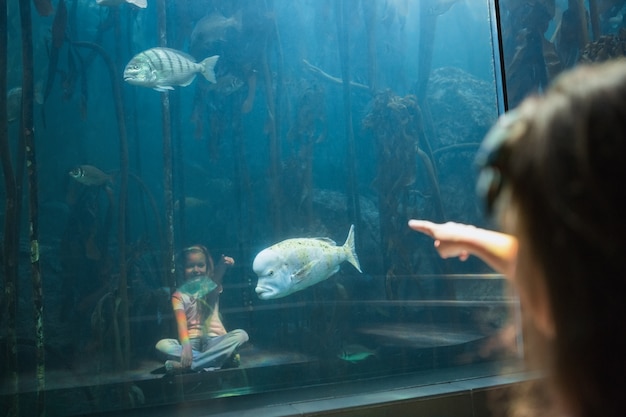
top-left (7, 0), bottom-right (617, 413)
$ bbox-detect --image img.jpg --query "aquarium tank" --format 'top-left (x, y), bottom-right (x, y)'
top-left (1, 0), bottom-right (623, 415)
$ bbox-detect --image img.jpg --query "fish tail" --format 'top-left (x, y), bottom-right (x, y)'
top-left (199, 55), bottom-right (220, 84)
top-left (126, 0), bottom-right (147, 8)
top-left (232, 9), bottom-right (243, 31)
top-left (343, 224), bottom-right (362, 273)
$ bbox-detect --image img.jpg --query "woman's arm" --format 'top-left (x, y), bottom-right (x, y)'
top-left (408, 220), bottom-right (518, 278)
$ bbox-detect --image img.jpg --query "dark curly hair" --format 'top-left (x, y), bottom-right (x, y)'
top-left (491, 59), bottom-right (626, 417)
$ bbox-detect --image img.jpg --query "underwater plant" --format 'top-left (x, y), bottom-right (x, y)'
top-left (364, 91), bottom-right (443, 299)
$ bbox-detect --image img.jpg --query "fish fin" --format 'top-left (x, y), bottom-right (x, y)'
top-left (179, 75), bottom-right (197, 87)
top-left (153, 85), bottom-right (174, 92)
top-left (126, 0), bottom-right (147, 8)
top-left (199, 55), bottom-right (219, 83)
top-left (291, 261), bottom-right (318, 282)
top-left (313, 237), bottom-right (336, 245)
top-left (343, 224), bottom-right (362, 273)
top-left (231, 9), bottom-right (243, 32)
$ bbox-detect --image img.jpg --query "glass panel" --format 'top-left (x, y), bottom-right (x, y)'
top-left (499, 0), bottom-right (626, 107)
top-left (1, 0), bottom-right (523, 415)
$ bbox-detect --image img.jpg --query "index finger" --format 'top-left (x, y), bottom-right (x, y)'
top-left (408, 219), bottom-right (437, 237)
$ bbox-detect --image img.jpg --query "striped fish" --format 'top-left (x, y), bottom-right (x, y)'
top-left (123, 47), bottom-right (219, 91)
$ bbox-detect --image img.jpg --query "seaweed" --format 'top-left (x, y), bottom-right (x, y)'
top-left (579, 28), bottom-right (626, 63)
top-left (505, 0), bottom-right (562, 106)
top-left (284, 83), bottom-right (326, 228)
top-left (334, 0), bottom-right (362, 235)
top-left (261, 20), bottom-right (284, 238)
top-left (416, 0), bottom-right (438, 100)
top-left (156, 0), bottom-right (176, 294)
top-left (0, 0), bottom-right (20, 413)
top-left (15, 0), bottom-right (46, 413)
top-left (42, 0), bottom-right (67, 104)
top-left (364, 91), bottom-right (442, 299)
top-left (70, 40), bottom-right (132, 369)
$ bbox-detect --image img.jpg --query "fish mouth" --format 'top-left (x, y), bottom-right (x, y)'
top-left (254, 285), bottom-right (276, 300)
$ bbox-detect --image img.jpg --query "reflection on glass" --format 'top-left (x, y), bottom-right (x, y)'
top-left (0, 0), bottom-right (572, 415)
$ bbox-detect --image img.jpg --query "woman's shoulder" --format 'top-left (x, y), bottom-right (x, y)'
top-left (171, 290), bottom-right (192, 305)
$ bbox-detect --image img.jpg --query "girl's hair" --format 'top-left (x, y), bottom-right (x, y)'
top-left (493, 59), bottom-right (626, 417)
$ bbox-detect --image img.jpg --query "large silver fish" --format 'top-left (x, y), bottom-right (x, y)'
top-left (190, 10), bottom-right (242, 49)
top-left (253, 225), bottom-right (361, 300)
top-left (123, 47), bottom-right (219, 91)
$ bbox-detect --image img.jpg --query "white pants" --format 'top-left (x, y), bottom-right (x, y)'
top-left (155, 329), bottom-right (248, 370)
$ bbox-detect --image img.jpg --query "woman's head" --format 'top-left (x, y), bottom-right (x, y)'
top-left (178, 245), bottom-right (215, 281)
top-left (479, 59), bottom-right (626, 416)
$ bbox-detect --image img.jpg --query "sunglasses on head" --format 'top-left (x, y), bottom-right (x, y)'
top-left (475, 110), bottom-right (527, 215)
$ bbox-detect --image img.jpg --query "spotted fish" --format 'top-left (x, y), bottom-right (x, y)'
top-left (253, 225), bottom-right (361, 300)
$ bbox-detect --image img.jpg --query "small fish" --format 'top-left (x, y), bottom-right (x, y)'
top-left (253, 225), bottom-right (361, 300)
top-left (190, 10), bottom-right (243, 49)
top-left (7, 87), bottom-right (22, 123)
top-left (207, 74), bottom-right (244, 96)
top-left (96, 0), bottom-right (147, 8)
top-left (177, 276), bottom-right (218, 299)
top-left (69, 165), bottom-right (113, 186)
top-left (337, 344), bottom-right (377, 363)
top-left (123, 48), bottom-right (219, 91)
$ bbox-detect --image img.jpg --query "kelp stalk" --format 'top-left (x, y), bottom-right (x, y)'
top-left (334, 0), bottom-right (362, 233)
top-left (261, 46), bottom-right (283, 238)
top-left (302, 59), bottom-right (370, 92)
top-left (588, 0), bottom-right (600, 41)
top-left (71, 40), bottom-right (130, 369)
top-left (364, 92), bottom-right (422, 298)
top-left (574, 0), bottom-right (589, 48)
top-left (416, 1), bottom-right (437, 100)
top-left (361, 0), bottom-right (378, 93)
top-left (157, 0), bottom-right (175, 289)
top-left (20, 0), bottom-right (46, 412)
top-left (0, 0), bottom-right (20, 413)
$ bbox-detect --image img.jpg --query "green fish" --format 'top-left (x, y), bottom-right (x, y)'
top-left (338, 344), bottom-right (377, 363)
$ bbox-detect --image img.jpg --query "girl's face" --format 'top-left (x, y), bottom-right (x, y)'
top-left (184, 251), bottom-right (208, 279)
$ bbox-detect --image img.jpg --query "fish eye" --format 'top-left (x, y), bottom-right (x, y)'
top-left (269, 270), bottom-right (274, 276)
